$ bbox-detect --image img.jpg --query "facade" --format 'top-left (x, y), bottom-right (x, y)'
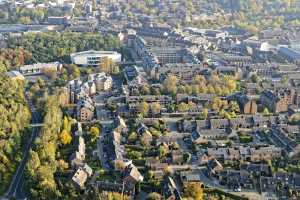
top-left (19, 62), bottom-right (62, 75)
top-left (77, 97), bottom-right (94, 121)
top-left (260, 90), bottom-right (288, 113)
top-left (70, 50), bottom-right (121, 66)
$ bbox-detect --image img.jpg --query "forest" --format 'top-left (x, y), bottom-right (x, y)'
top-left (0, 73), bottom-right (31, 194)
top-left (0, 32), bottom-right (121, 71)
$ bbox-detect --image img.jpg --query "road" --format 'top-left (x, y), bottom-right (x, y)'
top-left (2, 104), bottom-right (41, 200)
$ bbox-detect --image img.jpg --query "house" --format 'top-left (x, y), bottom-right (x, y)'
top-left (269, 128), bottom-right (300, 157)
top-left (230, 116), bottom-right (253, 129)
top-left (77, 97), bottom-right (94, 121)
top-left (219, 170), bottom-right (254, 190)
top-left (69, 136), bottom-right (85, 168)
top-left (205, 146), bottom-right (281, 163)
top-left (207, 158), bottom-right (223, 176)
top-left (88, 73), bottom-right (113, 91)
top-left (180, 171), bottom-right (202, 183)
top-left (170, 150), bottom-right (184, 165)
top-left (163, 176), bottom-right (182, 200)
top-left (146, 157), bottom-right (168, 171)
top-left (191, 129), bottom-right (228, 144)
top-left (71, 163), bottom-right (93, 190)
top-left (210, 119), bottom-right (229, 129)
top-left (114, 115), bottom-right (128, 134)
top-left (240, 163), bottom-right (272, 177)
top-left (137, 124), bottom-right (153, 146)
top-left (123, 164), bottom-right (144, 186)
top-left (250, 146), bottom-right (282, 162)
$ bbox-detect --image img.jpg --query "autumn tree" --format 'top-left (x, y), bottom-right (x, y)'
top-left (138, 101), bottom-right (149, 117)
top-left (146, 192), bottom-right (162, 200)
top-left (163, 74), bottom-right (178, 95)
top-left (183, 182), bottom-right (204, 200)
top-left (177, 102), bottom-right (190, 112)
top-left (151, 102), bottom-right (161, 115)
top-left (200, 108), bottom-right (209, 119)
top-left (60, 129), bottom-right (72, 145)
top-left (90, 126), bottom-right (100, 140)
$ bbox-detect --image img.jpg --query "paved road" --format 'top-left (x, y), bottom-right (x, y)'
top-left (2, 106), bottom-right (41, 200)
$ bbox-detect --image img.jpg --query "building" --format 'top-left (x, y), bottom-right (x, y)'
top-left (235, 94), bottom-right (257, 114)
top-left (19, 62), bottom-right (62, 75)
top-left (260, 90), bottom-right (288, 113)
top-left (278, 47), bottom-right (300, 64)
top-left (71, 163), bottom-right (93, 190)
top-left (191, 129), bottom-right (228, 144)
top-left (48, 16), bottom-right (70, 25)
top-left (88, 73), bottom-right (113, 91)
top-left (5, 71), bottom-right (25, 80)
top-left (70, 50), bottom-right (121, 66)
top-left (123, 164), bottom-right (144, 186)
top-left (77, 97), bottom-right (94, 121)
top-left (70, 136), bottom-right (86, 168)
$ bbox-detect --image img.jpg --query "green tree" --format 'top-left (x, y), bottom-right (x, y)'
top-left (263, 107), bottom-right (270, 116)
top-left (90, 126), bottom-right (100, 140)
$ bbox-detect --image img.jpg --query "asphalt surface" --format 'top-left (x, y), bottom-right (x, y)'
top-left (3, 108), bottom-right (41, 200)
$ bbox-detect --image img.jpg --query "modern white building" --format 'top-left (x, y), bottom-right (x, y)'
top-left (70, 50), bottom-right (122, 66)
top-left (19, 62), bottom-right (62, 75)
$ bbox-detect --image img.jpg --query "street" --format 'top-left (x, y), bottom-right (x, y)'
top-left (2, 105), bottom-right (41, 200)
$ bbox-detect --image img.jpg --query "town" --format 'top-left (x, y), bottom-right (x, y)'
top-left (0, 1), bottom-right (300, 200)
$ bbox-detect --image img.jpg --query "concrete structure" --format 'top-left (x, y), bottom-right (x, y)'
top-left (19, 62), bottom-right (62, 75)
top-left (70, 50), bottom-right (121, 66)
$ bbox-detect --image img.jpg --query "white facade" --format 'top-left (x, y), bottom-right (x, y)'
top-left (70, 50), bottom-right (121, 66)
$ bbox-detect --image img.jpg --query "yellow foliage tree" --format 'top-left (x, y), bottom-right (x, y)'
top-left (183, 182), bottom-right (204, 200)
top-left (90, 126), bottom-right (100, 139)
top-left (59, 129), bottom-right (72, 145)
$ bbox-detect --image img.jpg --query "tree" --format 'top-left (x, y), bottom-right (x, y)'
top-left (184, 182), bottom-right (204, 200)
top-left (193, 75), bottom-right (206, 85)
top-left (59, 129), bottom-right (72, 145)
top-left (27, 150), bottom-right (41, 176)
top-left (99, 57), bottom-right (113, 74)
top-left (163, 75), bottom-right (178, 94)
top-left (138, 101), bottom-right (149, 117)
top-left (200, 108), bottom-right (209, 119)
top-left (263, 107), bottom-right (270, 116)
top-left (163, 166), bottom-right (172, 175)
top-left (151, 102), bottom-right (161, 115)
top-left (128, 132), bottom-right (137, 143)
top-left (224, 76), bottom-right (237, 92)
top-left (19, 16), bottom-right (31, 24)
top-left (140, 84), bottom-right (150, 95)
top-left (158, 145), bottom-right (168, 158)
top-left (177, 102), bottom-right (190, 112)
top-left (230, 101), bottom-right (240, 113)
top-left (90, 126), bottom-right (100, 140)
top-left (146, 192), bottom-right (162, 200)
